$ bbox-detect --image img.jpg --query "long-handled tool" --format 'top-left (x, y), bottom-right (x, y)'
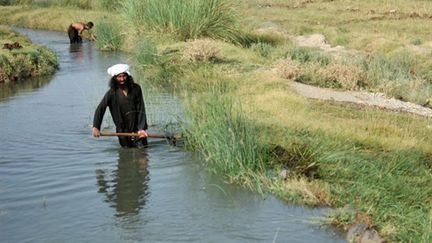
top-left (100, 132), bottom-right (181, 140)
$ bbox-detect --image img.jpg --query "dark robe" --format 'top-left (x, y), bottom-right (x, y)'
top-left (93, 83), bottom-right (148, 147)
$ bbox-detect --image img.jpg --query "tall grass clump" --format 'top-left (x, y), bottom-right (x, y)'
top-left (184, 87), bottom-right (271, 185)
top-left (133, 38), bottom-right (157, 67)
top-left (360, 51), bottom-right (432, 103)
top-left (122, 0), bottom-right (241, 43)
top-left (362, 52), bottom-right (417, 88)
top-left (94, 21), bottom-right (123, 51)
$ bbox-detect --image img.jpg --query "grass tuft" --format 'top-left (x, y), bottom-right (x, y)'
top-left (94, 21), bottom-right (123, 51)
top-left (184, 86), bottom-right (270, 184)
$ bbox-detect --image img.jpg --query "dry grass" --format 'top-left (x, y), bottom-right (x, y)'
top-left (265, 175), bottom-right (332, 206)
top-left (274, 59), bottom-right (301, 80)
top-left (318, 63), bottom-right (366, 90)
top-left (182, 38), bottom-right (221, 62)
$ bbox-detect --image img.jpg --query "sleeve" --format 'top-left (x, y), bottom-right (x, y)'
top-left (135, 85), bottom-right (148, 130)
top-left (93, 91), bottom-right (111, 130)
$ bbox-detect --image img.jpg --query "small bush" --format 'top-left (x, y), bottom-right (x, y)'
top-left (318, 63), bottom-right (366, 90)
top-left (274, 59), bottom-right (301, 80)
top-left (182, 38), bottom-right (220, 62)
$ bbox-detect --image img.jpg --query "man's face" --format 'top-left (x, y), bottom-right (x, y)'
top-left (116, 73), bottom-right (127, 85)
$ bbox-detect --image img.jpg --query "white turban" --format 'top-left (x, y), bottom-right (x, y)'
top-left (107, 64), bottom-right (131, 77)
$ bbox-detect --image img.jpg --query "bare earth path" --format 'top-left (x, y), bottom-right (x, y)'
top-left (286, 33), bottom-right (432, 118)
top-left (291, 81), bottom-right (432, 118)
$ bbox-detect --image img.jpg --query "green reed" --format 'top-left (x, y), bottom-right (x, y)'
top-left (122, 0), bottom-right (241, 43)
top-left (183, 86), bottom-right (270, 183)
top-left (94, 21), bottom-right (123, 51)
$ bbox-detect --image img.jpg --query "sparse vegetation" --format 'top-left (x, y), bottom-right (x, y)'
top-left (1, 0), bottom-right (432, 242)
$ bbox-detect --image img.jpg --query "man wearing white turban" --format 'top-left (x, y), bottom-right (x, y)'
top-left (92, 64), bottom-right (148, 147)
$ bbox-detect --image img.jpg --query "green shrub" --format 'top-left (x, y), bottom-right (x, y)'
top-left (94, 21), bottom-right (123, 51)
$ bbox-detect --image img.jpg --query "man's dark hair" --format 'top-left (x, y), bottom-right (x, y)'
top-left (109, 73), bottom-right (135, 90)
top-left (87, 22), bottom-right (94, 29)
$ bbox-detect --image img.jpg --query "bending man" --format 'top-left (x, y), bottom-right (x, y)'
top-left (68, 21), bottom-right (94, 44)
top-left (92, 64), bottom-right (148, 148)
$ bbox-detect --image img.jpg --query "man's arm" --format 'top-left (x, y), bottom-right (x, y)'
top-left (92, 91), bottom-right (110, 137)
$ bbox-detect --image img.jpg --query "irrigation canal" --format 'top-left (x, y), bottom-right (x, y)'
top-left (0, 28), bottom-right (346, 243)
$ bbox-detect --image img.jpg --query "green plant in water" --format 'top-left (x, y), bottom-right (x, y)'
top-left (184, 87), bottom-right (270, 181)
top-left (94, 21), bottom-right (123, 51)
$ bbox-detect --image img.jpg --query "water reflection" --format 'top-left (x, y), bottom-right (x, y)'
top-left (69, 43), bottom-right (82, 53)
top-left (0, 75), bottom-right (52, 101)
top-left (96, 149), bottom-right (150, 217)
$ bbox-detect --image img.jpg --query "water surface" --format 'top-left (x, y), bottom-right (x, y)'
top-left (0, 28), bottom-right (345, 243)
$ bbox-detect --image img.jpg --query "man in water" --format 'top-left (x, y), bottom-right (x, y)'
top-left (68, 21), bottom-right (94, 44)
top-left (92, 64), bottom-right (148, 148)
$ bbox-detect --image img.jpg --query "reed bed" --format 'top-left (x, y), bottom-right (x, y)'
top-left (122, 0), bottom-right (242, 43)
top-left (183, 86), bottom-right (271, 189)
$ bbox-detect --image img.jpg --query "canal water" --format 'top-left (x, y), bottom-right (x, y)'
top-left (0, 28), bottom-right (345, 243)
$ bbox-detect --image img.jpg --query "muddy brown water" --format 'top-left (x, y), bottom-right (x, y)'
top-left (0, 28), bottom-right (346, 243)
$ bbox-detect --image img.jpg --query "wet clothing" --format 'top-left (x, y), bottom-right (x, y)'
top-left (93, 83), bottom-right (148, 147)
top-left (68, 25), bottom-right (82, 44)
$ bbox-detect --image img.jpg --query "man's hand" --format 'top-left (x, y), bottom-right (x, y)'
top-left (137, 130), bottom-right (148, 138)
top-left (92, 127), bottom-right (101, 137)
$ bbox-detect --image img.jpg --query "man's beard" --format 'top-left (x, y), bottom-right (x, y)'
top-left (118, 82), bottom-right (127, 89)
